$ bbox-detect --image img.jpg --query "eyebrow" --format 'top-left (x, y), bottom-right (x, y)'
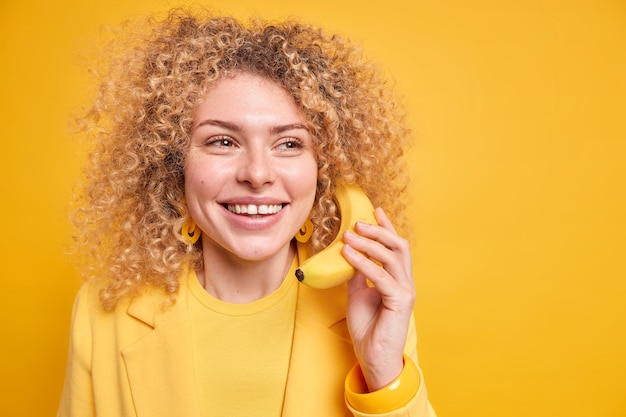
top-left (193, 119), bottom-right (309, 135)
top-left (270, 123), bottom-right (309, 135)
top-left (193, 119), bottom-right (241, 133)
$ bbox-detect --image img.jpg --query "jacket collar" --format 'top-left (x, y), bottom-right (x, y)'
top-left (122, 267), bottom-right (354, 417)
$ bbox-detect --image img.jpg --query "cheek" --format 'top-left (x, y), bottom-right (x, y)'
top-left (185, 155), bottom-right (216, 187)
top-left (295, 159), bottom-right (318, 200)
top-left (183, 161), bottom-right (209, 202)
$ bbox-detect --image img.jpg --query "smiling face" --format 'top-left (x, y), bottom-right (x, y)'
top-left (185, 72), bottom-right (318, 264)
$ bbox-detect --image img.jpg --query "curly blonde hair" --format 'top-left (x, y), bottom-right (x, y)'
top-left (73, 8), bottom-right (412, 310)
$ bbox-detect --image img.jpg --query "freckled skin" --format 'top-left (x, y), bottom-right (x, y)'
top-left (184, 72), bottom-right (317, 287)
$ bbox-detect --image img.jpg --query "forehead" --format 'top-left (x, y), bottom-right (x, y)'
top-left (193, 72), bottom-right (306, 125)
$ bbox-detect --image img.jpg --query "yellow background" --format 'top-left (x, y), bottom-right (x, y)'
top-left (1, 0), bottom-right (624, 415)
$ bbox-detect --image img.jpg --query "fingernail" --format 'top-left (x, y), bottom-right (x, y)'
top-left (342, 243), bottom-right (356, 254)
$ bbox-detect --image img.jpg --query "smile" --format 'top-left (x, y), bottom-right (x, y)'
top-left (226, 204), bottom-right (284, 215)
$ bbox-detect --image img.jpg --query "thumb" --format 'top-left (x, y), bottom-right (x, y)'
top-left (347, 270), bottom-right (369, 296)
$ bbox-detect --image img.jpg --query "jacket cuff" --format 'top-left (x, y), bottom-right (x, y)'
top-left (344, 354), bottom-right (420, 414)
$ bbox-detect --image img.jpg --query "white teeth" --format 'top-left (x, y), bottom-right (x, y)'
top-left (227, 204), bottom-right (282, 215)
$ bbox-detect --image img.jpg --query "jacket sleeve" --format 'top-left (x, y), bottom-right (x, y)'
top-left (57, 285), bottom-right (96, 417)
top-left (345, 314), bottom-right (437, 417)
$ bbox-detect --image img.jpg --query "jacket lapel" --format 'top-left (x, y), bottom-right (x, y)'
top-left (121, 280), bottom-right (202, 417)
top-left (118, 269), bottom-right (355, 417)
top-left (282, 283), bottom-right (356, 417)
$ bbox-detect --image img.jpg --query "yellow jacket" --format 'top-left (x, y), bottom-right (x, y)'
top-left (58, 273), bottom-right (434, 417)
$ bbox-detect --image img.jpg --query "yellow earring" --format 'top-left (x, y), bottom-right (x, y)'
top-left (181, 219), bottom-right (201, 244)
top-left (295, 217), bottom-right (314, 243)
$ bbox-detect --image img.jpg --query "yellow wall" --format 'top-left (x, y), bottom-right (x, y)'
top-left (1, 0), bottom-right (624, 415)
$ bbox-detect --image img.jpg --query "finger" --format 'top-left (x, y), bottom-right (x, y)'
top-left (353, 212), bottom-right (413, 278)
top-left (373, 207), bottom-right (398, 234)
top-left (342, 243), bottom-right (412, 300)
top-left (354, 218), bottom-right (407, 257)
top-left (344, 229), bottom-right (413, 287)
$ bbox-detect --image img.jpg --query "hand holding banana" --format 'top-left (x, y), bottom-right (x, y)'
top-left (295, 182), bottom-right (416, 391)
top-left (342, 208), bottom-right (416, 392)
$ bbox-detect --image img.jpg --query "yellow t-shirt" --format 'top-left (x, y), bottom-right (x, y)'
top-left (187, 260), bottom-right (298, 416)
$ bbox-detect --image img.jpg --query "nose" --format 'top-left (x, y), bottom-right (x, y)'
top-left (236, 149), bottom-right (276, 188)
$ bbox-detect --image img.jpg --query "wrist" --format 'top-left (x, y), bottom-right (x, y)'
top-left (360, 356), bottom-right (404, 392)
top-left (345, 354), bottom-right (420, 414)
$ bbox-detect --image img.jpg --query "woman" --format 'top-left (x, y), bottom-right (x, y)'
top-left (58, 9), bottom-right (436, 417)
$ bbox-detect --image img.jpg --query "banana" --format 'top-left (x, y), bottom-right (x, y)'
top-left (295, 181), bottom-right (377, 288)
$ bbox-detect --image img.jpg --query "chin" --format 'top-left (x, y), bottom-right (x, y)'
top-left (230, 244), bottom-right (289, 263)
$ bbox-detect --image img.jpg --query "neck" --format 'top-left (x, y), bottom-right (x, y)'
top-left (197, 242), bottom-right (295, 304)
